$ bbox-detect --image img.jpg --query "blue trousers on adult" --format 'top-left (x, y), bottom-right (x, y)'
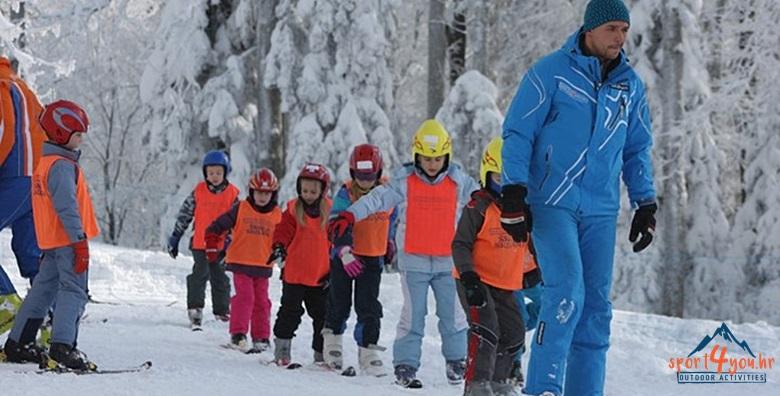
top-left (0, 176), bottom-right (41, 295)
top-left (393, 270), bottom-right (467, 369)
top-left (523, 205), bottom-right (617, 396)
top-left (8, 246), bottom-right (87, 346)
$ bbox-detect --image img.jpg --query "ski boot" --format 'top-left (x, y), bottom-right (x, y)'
top-left (47, 342), bottom-right (97, 371)
top-left (229, 334), bottom-right (248, 351)
top-left (446, 358), bottom-right (467, 384)
top-left (37, 315), bottom-right (52, 348)
top-left (3, 338), bottom-right (47, 364)
top-left (0, 293), bottom-right (22, 334)
top-left (509, 359), bottom-right (524, 386)
top-left (491, 379), bottom-right (521, 396)
top-left (394, 364), bottom-right (423, 388)
top-left (247, 338), bottom-right (270, 354)
top-left (358, 345), bottom-right (386, 377)
top-left (321, 328), bottom-right (343, 369)
top-left (188, 308), bottom-right (203, 331)
top-left (465, 380), bottom-right (495, 396)
top-left (215, 313), bottom-right (230, 322)
top-left (273, 338), bottom-right (292, 366)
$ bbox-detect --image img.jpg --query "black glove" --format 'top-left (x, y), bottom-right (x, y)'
top-left (167, 234), bottom-right (181, 259)
top-left (629, 203), bottom-right (657, 253)
top-left (499, 184), bottom-right (532, 242)
top-left (266, 243), bottom-right (287, 265)
top-left (459, 271), bottom-right (486, 307)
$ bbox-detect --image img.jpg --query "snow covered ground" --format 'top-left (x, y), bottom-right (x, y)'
top-left (1, 230), bottom-right (779, 396)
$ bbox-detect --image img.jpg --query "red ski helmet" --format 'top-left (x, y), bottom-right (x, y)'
top-left (349, 144), bottom-right (383, 181)
top-left (249, 168), bottom-right (279, 192)
top-left (39, 100), bottom-right (90, 145)
top-left (296, 163), bottom-right (330, 195)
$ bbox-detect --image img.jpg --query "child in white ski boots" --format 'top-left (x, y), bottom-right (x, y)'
top-left (323, 144), bottom-right (397, 376)
top-left (330, 120), bottom-right (479, 388)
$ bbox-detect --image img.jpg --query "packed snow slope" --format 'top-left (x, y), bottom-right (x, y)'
top-left (1, 230), bottom-right (778, 395)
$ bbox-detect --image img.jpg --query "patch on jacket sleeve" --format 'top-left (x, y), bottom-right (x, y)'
top-left (558, 81), bottom-right (589, 104)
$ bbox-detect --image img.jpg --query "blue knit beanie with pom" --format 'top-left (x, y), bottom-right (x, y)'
top-left (583, 0), bottom-right (630, 31)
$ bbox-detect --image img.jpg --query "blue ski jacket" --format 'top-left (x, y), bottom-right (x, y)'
top-left (502, 29), bottom-right (656, 215)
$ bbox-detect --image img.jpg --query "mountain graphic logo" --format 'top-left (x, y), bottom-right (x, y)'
top-left (687, 322), bottom-right (756, 358)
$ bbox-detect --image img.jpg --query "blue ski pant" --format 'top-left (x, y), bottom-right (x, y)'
top-left (392, 270), bottom-right (468, 369)
top-left (9, 246), bottom-right (87, 347)
top-left (0, 177), bottom-right (41, 295)
top-left (524, 206), bottom-right (617, 396)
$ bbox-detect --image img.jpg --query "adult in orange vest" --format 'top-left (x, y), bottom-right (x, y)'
top-left (0, 57), bottom-right (47, 333)
top-left (266, 163), bottom-right (332, 366)
top-left (452, 137), bottom-right (541, 395)
top-left (322, 144), bottom-right (398, 376)
top-left (4, 100), bottom-right (99, 371)
top-left (329, 120), bottom-right (480, 388)
top-left (167, 150), bottom-right (239, 329)
top-left (205, 168), bottom-right (282, 352)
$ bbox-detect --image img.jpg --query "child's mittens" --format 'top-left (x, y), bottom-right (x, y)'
top-left (328, 212), bottom-right (355, 240)
top-left (459, 271), bottom-right (486, 307)
top-left (204, 233), bottom-right (222, 263)
top-left (339, 246), bottom-right (363, 278)
top-left (167, 234), bottom-right (181, 259)
top-left (267, 243), bottom-right (287, 267)
top-left (72, 239), bottom-right (89, 273)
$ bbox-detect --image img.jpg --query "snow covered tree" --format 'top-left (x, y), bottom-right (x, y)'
top-left (265, 0), bottom-right (400, 199)
top-left (436, 70), bottom-right (502, 179)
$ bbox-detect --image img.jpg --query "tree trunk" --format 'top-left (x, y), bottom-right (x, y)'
top-left (446, 10), bottom-right (466, 85)
top-left (658, 2), bottom-right (688, 318)
top-left (469, 1), bottom-right (489, 77)
top-left (256, 0), bottom-right (285, 173)
top-left (9, 1), bottom-right (25, 73)
top-left (427, 0), bottom-right (447, 118)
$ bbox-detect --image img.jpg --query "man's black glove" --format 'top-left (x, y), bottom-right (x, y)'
top-left (266, 243), bottom-right (287, 266)
top-left (460, 271), bottom-right (486, 307)
top-left (499, 184), bottom-right (532, 242)
top-left (629, 203), bottom-right (657, 253)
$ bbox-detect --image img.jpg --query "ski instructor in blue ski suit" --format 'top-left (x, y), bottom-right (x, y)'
top-left (499, 0), bottom-right (657, 395)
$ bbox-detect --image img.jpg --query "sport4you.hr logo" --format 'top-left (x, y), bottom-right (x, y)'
top-left (669, 322), bottom-right (775, 384)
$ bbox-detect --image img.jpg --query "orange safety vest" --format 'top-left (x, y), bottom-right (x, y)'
top-left (404, 174), bottom-right (457, 256)
top-left (31, 155), bottom-right (99, 249)
top-left (453, 203), bottom-right (531, 290)
top-left (224, 201), bottom-right (282, 267)
top-left (345, 180), bottom-right (392, 257)
top-left (283, 198), bottom-right (332, 287)
top-left (192, 181), bottom-right (239, 250)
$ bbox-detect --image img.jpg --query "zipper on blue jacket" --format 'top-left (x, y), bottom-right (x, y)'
top-left (607, 97), bottom-right (626, 131)
top-left (539, 145), bottom-right (553, 189)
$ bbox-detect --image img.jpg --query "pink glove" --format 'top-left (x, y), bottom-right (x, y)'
top-left (339, 246), bottom-right (363, 278)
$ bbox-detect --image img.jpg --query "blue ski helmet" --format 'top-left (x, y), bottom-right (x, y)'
top-left (202, 150), bottom-right (231, 178)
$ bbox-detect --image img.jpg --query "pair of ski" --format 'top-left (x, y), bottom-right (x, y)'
top-left (34, 360), bottom-right (153, 375)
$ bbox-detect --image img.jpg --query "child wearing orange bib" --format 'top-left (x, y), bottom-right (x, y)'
top-left (322, 144), bottom-right (398, 376)
top-left (329, 120), bottom-right (480, 388)
top-left (4, 100), bottom-right (99, 370)
top-left (205, 168), bottom-right (282, 353)
top-left (266, 163), bottom-right (332, 366)
top-left (452, 137), bottom-right (539, 395)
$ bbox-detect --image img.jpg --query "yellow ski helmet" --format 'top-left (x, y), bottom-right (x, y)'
top-left (411, 119), bottom-right (452, 158)
top-left (480, 137), bottom-right (503, 187)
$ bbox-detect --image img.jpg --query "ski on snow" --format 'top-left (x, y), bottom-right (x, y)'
top-left (31, 360), bottom-right (152, 375)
